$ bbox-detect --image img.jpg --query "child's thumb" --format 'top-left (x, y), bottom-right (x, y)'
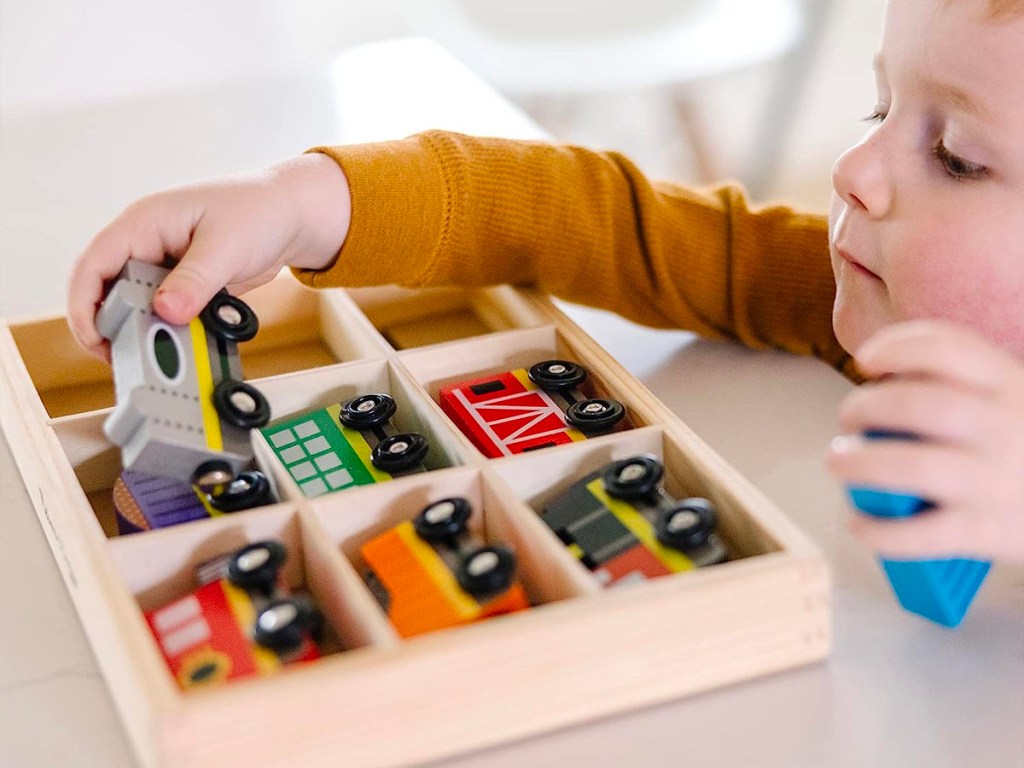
top-left (152, 241), bottom-right (232, 325)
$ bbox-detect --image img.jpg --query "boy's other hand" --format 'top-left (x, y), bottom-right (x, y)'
top-left (827, 320), bottom-right (1024, 564)
top-left (67, 153), bottom-right (350, 361)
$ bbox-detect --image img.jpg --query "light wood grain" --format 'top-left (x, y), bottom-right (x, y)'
top-left (0, 280), bottom-right (830, 768)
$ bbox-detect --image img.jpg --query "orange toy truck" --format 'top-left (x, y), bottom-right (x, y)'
top-left (361, 498), bottom-right (530, 638)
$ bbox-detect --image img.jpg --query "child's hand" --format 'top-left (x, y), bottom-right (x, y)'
top-left (827, 320), bottom-right (1024, 563)
top-left (67, 153), bottom-right (351, 360)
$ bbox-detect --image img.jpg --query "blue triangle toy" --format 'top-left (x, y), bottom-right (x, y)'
top-left (847, 431), bottom-right (990, 628)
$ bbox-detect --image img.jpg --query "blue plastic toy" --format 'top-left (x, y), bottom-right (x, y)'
top-left (847, 430), bottom-right (991, 628)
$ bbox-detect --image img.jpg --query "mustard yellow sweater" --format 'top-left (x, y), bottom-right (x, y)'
top-left (293, 130), bottom-right (854, 376)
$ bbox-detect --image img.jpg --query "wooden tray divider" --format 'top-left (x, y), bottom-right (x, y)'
top-left (295, 505), bottom-right (401, 649)
top-left (0, 279), bottom-right (832, 768)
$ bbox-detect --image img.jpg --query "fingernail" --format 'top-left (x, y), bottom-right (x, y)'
top-left (155, 289), bottom-right (185, 318)
top-left (830, 434), bottom-right (862, 454)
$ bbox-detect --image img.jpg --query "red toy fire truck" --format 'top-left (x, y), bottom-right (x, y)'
top-left (145, 540), bottom-right (321, 689)
top-left (438, 359), bottom-right (626, 458)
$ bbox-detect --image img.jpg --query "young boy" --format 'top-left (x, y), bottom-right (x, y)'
top-left (67, 0), bottom-right (1023, 563)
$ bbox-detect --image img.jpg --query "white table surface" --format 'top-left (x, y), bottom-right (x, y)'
top-left (1, 38), bottom-right (1022, 768)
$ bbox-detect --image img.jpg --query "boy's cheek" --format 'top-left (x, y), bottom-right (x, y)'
top-left (886, 247), bottom-right (1024, 357)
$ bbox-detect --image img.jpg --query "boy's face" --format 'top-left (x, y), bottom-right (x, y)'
top-left (829, 0), bottom-right (1024, 357)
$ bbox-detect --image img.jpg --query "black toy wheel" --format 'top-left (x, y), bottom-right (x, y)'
top-left (213, 379), bottom-right (271, 429)
top-left (208, 470), bottom-right (273, 513)
top-left (226, 540), bottom-right (287, 593)
top-left (655, 498), bottom-right (717, 551)
top-left (339, 393), bottom-right (398, 429)
top-left (191, 459), bottom-right (235, 491)
top-left (201, 292), bottom-right (259, 342)
top-left (370, 432), bottom-right (429, 473)
top-left (528, 359), bottom-right (587, 391)
top-left (565, 398), bottom-right (626, 433)
top-left (456, 545), bottom-right (516, 597)
top-left (253, 597), bottom-right (319, 652)
top-left (413, 497), bottom-right (472, 542)
top-left (602, 455), bottom-right (664, 500)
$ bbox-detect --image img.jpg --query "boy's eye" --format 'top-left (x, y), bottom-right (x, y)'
top-left (933, 140), bottom-right (988, 181)
top-left (862, 110), bottom-right (887, 124)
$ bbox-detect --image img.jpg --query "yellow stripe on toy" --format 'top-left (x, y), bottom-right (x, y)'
top-left (328, 404), bottom-right (393, 484)
top-left (221, 580), bottom-right (281, 675)
top-left (586, 478), bottom-right (694, 573)
top-left (189, 319), bottom-right (223, 452)
top-left (395, 522), bottom-right (479, 620)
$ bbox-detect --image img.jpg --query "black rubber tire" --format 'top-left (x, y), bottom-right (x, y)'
top-left (339, 393), bottom-right (398, 429)
top-left (201, 292), bottom-right (259, 342)
top-left (456, 545), bottom-right (516, 597)
top-left (370, 432), bottom-right (429, 472)
top-left (191, 459), bottom-right (235, 491)
top-left (226, 540), bottom-right (286, 593)
top-left (212, 379), bottom-right (271, 429)
top-left (208, 470), bottom-right (273, 513)
top-left (528, 359), bottom-right (587, 391)
top-left (602, 455), bottom-right (664, 500)
top-left (655, 497), bottom-right (717, 551)
top-left (413, 497), bottom-right (472, 542)
top-left (253, 597), bottom-right (319, 652)
top-left (565, 398), bottom-right (626, 433)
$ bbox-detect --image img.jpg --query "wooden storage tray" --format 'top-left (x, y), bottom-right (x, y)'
top-left (0, 273), bottom-right (830, 768)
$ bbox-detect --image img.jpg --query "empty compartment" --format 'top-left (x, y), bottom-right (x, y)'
top-left (398, 325), bottom-right (645, 459)
top-left (311, 466), bottom-right (589, 639)
top-left (106, 503), bottom-right (391, 692)
top-left (234, 275), bottom-right (389, 377)
top-left (3, 273), bottom-right (387, 421)
top-left (346, 285), bottom-right (547, 350)
top-left (8, 315), bottom-right (116, 418)
top-left (492, 425), bottom-right (782, 590)
top-left (50, 409), bottom-right (284, 538)
top-left (253, 359), bottom-right (467, 501)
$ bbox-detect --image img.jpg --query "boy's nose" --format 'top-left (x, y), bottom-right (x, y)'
top-left (831, 130), bottom-right (893, 219)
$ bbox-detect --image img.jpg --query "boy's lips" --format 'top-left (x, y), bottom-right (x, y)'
top-left (836, 245), bottom-right (882, 280)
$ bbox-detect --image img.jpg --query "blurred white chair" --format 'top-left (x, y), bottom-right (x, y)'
top-left (396, 0), bottom-right (833, 195)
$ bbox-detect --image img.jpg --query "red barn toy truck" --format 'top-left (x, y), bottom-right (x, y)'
top-left (438, 359), bottom-right (626, 458)
top-left (361, 497), bottom-right (530, 638)
top-left (145, 541), bottom-right (321, 689)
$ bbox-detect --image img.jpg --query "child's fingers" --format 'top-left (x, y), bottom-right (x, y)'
top-left (67, 214), bottom-right (176, 359)
top-left (846, 505), bottom-right (982, 559)
top-left (152, 228), bottom-right (251, 324)
top-left (837, 378), bottom-right (998, 449)
top-left (855, 320), bottom-right (1014, 393)
top-left (827, 435), bottom-right (982, 508)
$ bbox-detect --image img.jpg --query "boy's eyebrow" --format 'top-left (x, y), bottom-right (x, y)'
top-left (873, 52), bottom-right (989, 119)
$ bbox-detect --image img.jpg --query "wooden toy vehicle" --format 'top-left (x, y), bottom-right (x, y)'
top-left (97, 259), bottom-right (271, 488)
top-left (541, 455), bottom-right (728, 587)
top-left (438, 359), bottom-right (626, 458)
top-left (261, 393), bottom-right (429, 498)
top-left (360, 497), bottom-right (530, 638)
top-left (145, 540), bottom-right (321, 690)
top-left (113, 468), bottom-right (275, 534)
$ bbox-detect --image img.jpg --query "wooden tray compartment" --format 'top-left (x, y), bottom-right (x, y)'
top-left (312, 465), bottom-right (591, 619)
top-left (0, 282), bottom-right (831, 768)
top-left (106, 501), bottom-right (375, 673)
top-left (234, 277), bottom-right (392, 379)
top-left (346, 285), bottom-right (548, 350)
top-left (5, 276), bottom-right (390, 420)
top-left (397, 324), bottom-right (648, 449)
top-left (252, 358), bottom-right (469, 502)
top-left (491, 424), bottom-right (781, 569)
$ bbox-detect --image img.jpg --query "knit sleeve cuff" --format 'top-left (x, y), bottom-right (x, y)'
top-left (290, 135), bottom-right (451, 289)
